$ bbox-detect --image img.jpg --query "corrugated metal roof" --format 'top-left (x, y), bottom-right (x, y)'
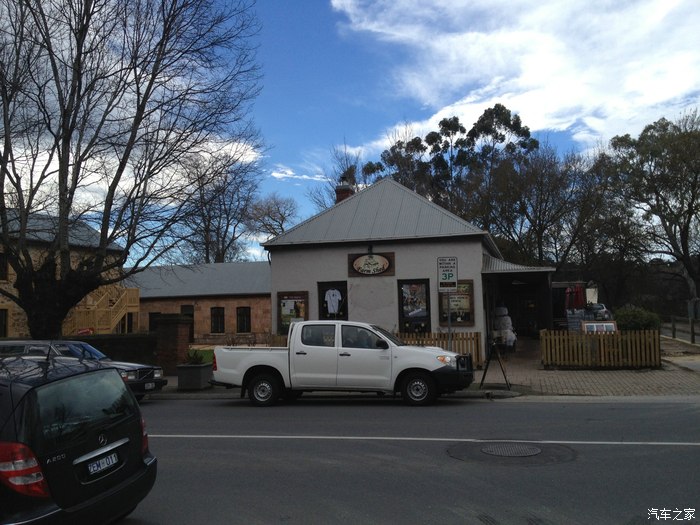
top-left (263, 178), bottom-right (489, 248)
top-left (125, 261), bottom-right (270, 299)
top-left (482, 253), bottom-right (555, 274)
top-left (4, 211), bottom-right (122, 251)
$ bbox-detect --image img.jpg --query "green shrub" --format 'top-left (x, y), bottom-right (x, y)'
top-left (183, 348), bottom-right (213, 364)
top-left (183, 349), bottom-right (204, 364)
top-left (614, 305), bottom-right (661, 330)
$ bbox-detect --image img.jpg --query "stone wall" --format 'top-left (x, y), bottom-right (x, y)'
top-left (138, 295), bottom-right (271, 345)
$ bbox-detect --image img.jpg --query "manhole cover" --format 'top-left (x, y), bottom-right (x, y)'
top-left (448, 442), bottom-right (575, 466)
top-left (481, 443), bottom-right (542, 457)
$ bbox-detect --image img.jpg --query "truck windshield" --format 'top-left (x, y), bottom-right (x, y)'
top-left (371, 326), bottom-right (404, 346)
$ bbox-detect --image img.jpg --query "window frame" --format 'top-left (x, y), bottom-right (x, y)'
top-left (210, 306), bottom-right (225, 334)
top-left (236, 306), bottom-right (252, 334)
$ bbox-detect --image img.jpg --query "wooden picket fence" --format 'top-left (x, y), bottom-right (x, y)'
top-left (398, 332), bottom-right (483, 367)
top-left (540, 329), bottom-right (661, 369)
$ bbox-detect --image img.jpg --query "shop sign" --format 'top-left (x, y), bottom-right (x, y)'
top-left (348, 252), bottom-right (395, 276)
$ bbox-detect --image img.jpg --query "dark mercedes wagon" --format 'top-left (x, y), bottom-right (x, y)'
top-left (0, 356), bottom-right (157, 524)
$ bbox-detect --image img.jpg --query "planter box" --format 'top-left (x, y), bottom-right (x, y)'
top-left (176, 363), bottom-right (213, 390)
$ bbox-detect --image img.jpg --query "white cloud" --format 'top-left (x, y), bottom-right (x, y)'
top-left (269, 164), bottom-right (327, 182)
top-left (332, 0), bottom-right (700, 151)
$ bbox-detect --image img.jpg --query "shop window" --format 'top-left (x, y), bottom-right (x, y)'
top-left (237, 307), bottom-right (251, 333)
top-left (277, 291), bottom-right (308, 335)
top-left (211, 307), bottom-right (225, 334)
top-left (318, 281), bottom-right (348, 320)
top-left (439, 280), bottom-right (475, 327)
top-left (398, 279), bottom-right (431, 333)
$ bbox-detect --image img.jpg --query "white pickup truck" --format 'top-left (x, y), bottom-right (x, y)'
top-left (212, 320), bottom-right (474, 406)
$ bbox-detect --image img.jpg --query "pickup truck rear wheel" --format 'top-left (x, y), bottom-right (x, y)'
top-left (402, 372), bottom-right (437, 406)
top-left (248, 374), bottom-right (280, 407)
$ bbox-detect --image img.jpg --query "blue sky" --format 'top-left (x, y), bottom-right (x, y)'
top-left (252, 0), bottom-right (700, 221)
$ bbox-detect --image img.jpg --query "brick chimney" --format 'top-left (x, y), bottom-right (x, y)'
top-left (334, 175), bottom-right (354, 204)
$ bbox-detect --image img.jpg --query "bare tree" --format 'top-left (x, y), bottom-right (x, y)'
top-left (307, 142), bottom-right (366, 212)
top-left (0, 0), bottom-right (261, 337)
top-left (170, 138), bottom-right (262, 264)
top-left (248, 192), bottom-right (298, 241)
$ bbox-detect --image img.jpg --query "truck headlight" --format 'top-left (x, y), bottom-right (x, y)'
top-left (153, 368), bottom-right (163, 379)
top-left (436, 355), bottom-right (457, 368)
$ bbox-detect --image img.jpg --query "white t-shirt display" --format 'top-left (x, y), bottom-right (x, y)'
top-left (325, 289), bottom-right (343, 314)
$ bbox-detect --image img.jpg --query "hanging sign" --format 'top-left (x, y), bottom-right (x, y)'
top-left (348, 252), bottom-right (395, 277)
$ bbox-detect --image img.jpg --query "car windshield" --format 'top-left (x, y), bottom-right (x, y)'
top-left (32, 369), bottom-right (138, 445)
top-left (54, 342), bottom-right (108, 360)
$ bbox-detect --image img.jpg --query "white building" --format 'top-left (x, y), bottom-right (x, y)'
top-left (264, 178), bottom-right (554, 360)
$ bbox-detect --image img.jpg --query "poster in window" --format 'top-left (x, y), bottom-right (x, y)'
top-left (318, 281), bottom-right (348, 320)
top-left (439, 280), bottom-right (475, 327)
top-left (398, 280), bottom-right (431, 333)
top-left (278, 291), bottom-right (308, 334)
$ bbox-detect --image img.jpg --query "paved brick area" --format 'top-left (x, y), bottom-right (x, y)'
top-left (476, 336), bottom-right (700, 396)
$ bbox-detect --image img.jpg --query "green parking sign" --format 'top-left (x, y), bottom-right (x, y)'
top-left (437, 257), bottom-right (457, 292)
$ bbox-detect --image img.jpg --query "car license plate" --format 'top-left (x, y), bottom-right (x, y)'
top-left (88, 452), bottom-right (118, 475)
top-left (145, 382), bottom-right (155, 390)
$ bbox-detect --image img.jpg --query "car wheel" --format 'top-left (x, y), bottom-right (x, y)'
top-left (402, 372), bottom-right (437, 406)
top-left (248, 374), bottom-right (280, 407)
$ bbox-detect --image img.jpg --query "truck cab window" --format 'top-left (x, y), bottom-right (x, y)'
top-left (301, 325), bottom-right (335, 347)
top-left (342, 326), bottom-right (378, 348)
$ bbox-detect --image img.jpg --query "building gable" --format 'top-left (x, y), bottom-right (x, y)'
top-left (264, 178), bottom-right (498, 253)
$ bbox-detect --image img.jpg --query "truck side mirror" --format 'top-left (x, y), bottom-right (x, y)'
top-left (376, 340), bottom-right (389, 350)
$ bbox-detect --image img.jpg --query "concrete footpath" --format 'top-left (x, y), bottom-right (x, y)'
top-left (148, 336), bottom-right (700, 401)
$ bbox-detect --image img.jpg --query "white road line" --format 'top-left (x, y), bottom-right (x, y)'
top-left (149, 434), bottom-right (700, 446)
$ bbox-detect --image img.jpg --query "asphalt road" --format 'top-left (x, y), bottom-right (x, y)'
top-left (126, 396), bottom-right (700, 525)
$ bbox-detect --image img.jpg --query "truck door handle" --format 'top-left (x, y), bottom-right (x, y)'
top-left (296, 351), bottom-right (307, 355)
top-left (339, 352), bottom-right (351, 357)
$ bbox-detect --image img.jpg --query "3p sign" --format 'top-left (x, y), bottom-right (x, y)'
top-left (437, 256), bottom-right (457, 292)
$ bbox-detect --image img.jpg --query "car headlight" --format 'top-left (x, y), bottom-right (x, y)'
top-left (436, 355), bottom-right (457, 368)
top-left (119, 370), bottom-right (137, 381)
top-left (153, 368), bottom-right (163, 379)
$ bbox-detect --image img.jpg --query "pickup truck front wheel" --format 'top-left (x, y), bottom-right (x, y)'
top-left (402, 372), bottom-right (437, 406)
top-left (248, 373), bottom-right (280, 407)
